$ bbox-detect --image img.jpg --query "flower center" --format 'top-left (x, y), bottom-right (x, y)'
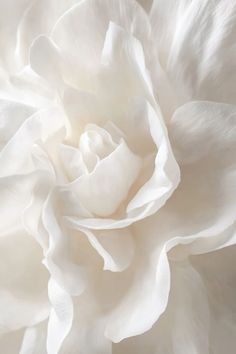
top-left (60, 123), bottom-right (142, 217)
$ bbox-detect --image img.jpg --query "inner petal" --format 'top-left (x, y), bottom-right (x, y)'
top-left (79, 124), bottom-right (118, 172)
top-left (69, 139), bottom-right (142, 217)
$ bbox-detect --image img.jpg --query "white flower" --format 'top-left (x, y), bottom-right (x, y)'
top-left (0, 0), bottom-right (236, 353)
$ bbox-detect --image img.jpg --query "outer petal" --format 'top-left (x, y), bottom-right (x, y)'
top-left (0, 0), bottom-right (29, 72)
top-left (112, 259), bottom-right (209, 354)
top-left (104, 241), bottom-right (170, 342)
top-left (166, 101), bottom-right (236, 237)
top-left (113, 246), bottom-right (236, 354)
top-left (0, 100), bottom-right (35, 150)
top-left (151, 0), bottom-right (236, 106)
top-left (0, 173), bottom-right (50, 333)
top-left (60, 295), bottom-right (112, 354)
top-left (51, 0), bottom-right (150, 75)
top-left (0, 104), bottom-right (64, 177)
top-left (15, 0), bottom-right (79, 69)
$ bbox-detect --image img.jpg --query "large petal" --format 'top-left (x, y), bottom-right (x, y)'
top-left (51, 0), bottom-right (150, 76)
top-left (150, 0), bottom-right (236, 107)
top-left (59, 294), bottom-right (112, 354)
top-left (0, 0), bottom-right (30, 73)
top-left (0, 105), bottom-right (64, 177)
top-left (113, 246), bottom-right (236, 354)
top-left (112, 258), bottom-right (210, 354)
top-left (0, 100), bottom-right (35, 150)
top-left (15, 0), bottom-right (79, 69)
top-left (0, 173), bottom-right (50, 333)
top-left (165, 101), bottom-right (236, 238)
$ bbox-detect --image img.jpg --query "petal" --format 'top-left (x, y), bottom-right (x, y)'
top-left (60, 295), bottom-right (112, 354)
top-left (0, 105), bottom-right (64, 177)
top-left (0, 66), bottom-right (53, 109)
top-left (62, 88), bottom-right (105, 144)
top-left (100, 22), bottom-right (153, 100)
top-left (113, 259), bottom-right (210, 354)
top-left (59, 144), bottom-right (88, 181)
top-left (15, 0), bottom-right (79, 69)
top-left (0, 173), bottom-right (50, 332)
top-left (0, 0), bottom-right (29, 72)
top-left (151, 0), bottom-right (236, 106)
top-left (0, 100), bottom-right (35, 150)
top-left (191, 246), bottom-right (236, 354)
top-left (69, 140), bottom-right (142, 217)
top-left (170, 101), bottom-right (236, 164)
top-left (42, 190), bottom-right (88, 296)
top-left (19, 321), bottom-right (47, 354)
top-left (51, 0), bottom-right (150, 74)
top-left (0, 172), bottom-right (46, 234)
top-left (163, 101), bottom-right (236, 240)
top-left (79, 228), bottom-right (134, 272)
top-left (126, 102), bottom-right (180, 213)
top-left (47, 278), bottom-right (73, 354)
top-left (29, 36), bottom-right (64, 91)
top-left (104, 238), bottom-right (170, 341)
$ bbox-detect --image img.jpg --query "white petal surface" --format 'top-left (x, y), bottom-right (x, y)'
top-left (0, 174), bottom-right (49, 332)
top-left (70, 140), bottom-right (141, 217)
top-left (151, 0), bottom-right (236, 106)
top-left (16, 0), bottom-right (79, 69)
top-left (113, 246), bottom-right (236, 354)
top-left (79, 228), bottom-right (134, 272)
top-left (47, 278), bottom-right (73, 354)
top-left (19, 321), bottom-right (47, 354)
top-left (51, 0), bottom-right (150, 75)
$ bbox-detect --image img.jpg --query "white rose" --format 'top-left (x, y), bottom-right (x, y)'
top-left (0, 1), bottom-right (236, 354)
